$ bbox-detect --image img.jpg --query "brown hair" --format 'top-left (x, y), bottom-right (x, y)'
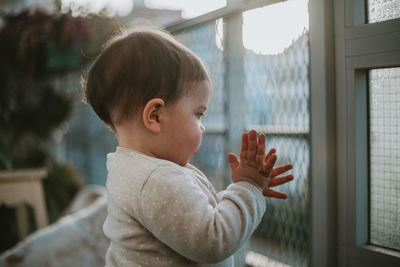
top-left (84, 26), bottom-right (210, 128)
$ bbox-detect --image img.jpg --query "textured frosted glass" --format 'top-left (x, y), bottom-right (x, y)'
top-left (368, 0), bottom-right (400, 23)
top-left (369, 67), bottom-right (400, 250)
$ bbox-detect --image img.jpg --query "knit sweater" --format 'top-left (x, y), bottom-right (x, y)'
top-left (103, 147), bottom-right (266, 266)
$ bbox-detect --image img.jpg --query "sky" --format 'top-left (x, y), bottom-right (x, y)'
top-left (243, 0), bottom-right (309, 55)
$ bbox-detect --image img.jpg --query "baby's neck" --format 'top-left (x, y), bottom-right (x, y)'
top-left (115, 123), bottom-right (158, 159)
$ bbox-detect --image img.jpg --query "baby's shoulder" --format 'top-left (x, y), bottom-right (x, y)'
top-left (184, 163), bottom-right (206, 177)
top-left (107, 147), bottom-right (186, 178)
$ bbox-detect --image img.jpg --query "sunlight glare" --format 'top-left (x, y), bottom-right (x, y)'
top-left (243, 0), bottom-right (309, 55)
top-left (215, 18), bottom-right (224, 51)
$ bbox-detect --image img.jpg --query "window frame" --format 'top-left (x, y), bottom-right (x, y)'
top-left (335, 0), bottom-right (400, 266)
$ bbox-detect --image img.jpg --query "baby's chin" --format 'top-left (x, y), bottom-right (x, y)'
top-left (169, 156), bottom-right (188, 167)
top-left (174, 151), bottom-right (198, 166)
top-left (179, 158), bottom-right (190, 166)
top-left (178, 156), bottom-right (195, 167)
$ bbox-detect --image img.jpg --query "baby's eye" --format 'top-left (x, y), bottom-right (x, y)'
top-left (196, 112), bottom-right (205, 119)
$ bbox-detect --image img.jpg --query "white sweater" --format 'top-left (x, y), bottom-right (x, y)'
top-left (103, 147), bottom-right (266, 266)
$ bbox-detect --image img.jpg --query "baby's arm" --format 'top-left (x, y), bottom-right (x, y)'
top-left (139, 130), bottom-right (293, 263)
top-left (139, 166), bottom-right (265, 263)
top-left (227, 130), bottom-right (293, 198)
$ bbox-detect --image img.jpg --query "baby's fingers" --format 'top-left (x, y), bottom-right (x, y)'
top-left (240, 132), bottom-right (249, 161)
top-left (271, 164), bottom-right (293, 178)
top-left (263, 153), bottom-right (277, 175)
top-left (269, 174), bottom-right (294, 187)
top-left (227, 153), bottom-right (240, 171)
top-left (255, 134), bottom-right (266, 166)
top-left (247, 130), bottom-right (257, 161)
top-left (263, 188), bottom-right (288, 199)
top-left (264, 148), bottom-right (276, 163)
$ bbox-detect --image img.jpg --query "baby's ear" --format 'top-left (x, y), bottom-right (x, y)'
top-left (142, 98), bottom-right (164, 133)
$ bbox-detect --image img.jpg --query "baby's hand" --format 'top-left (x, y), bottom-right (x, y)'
top-left (227, 130), bottom-right (294, 198)
top-left (227, 130), bottom-right (276, 193)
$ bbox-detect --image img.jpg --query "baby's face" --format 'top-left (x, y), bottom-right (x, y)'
top-left (160, 81), bottom-right (211, 166)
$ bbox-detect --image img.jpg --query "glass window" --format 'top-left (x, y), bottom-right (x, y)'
top-left (369, 67), bottom-right (400, 251)
top-left (242, 1), bottom-right (310, 265)
top-left (367, 0), bottom-right (400, 23)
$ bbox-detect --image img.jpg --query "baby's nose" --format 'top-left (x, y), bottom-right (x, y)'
top-left (200, 123), bottom-right (205, 133)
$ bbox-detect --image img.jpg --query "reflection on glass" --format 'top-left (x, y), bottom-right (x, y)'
top-left (369, 67), bottom-right (400, 251)
top-left (368, 0), bottom-right (400, 23)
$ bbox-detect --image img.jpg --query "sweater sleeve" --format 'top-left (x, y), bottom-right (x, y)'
top-left (139, 165), bottom-right (266, 263)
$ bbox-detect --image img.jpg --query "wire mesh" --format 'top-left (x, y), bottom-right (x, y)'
top-left (367, 0), bottom-right (400, 23)
top-left (244, 34), bottom-right (309, 131)
top-left (369, 67), bottom-right (400, 251)
top-left (174, 8), bottom-right (310, 267)
top-left (243, 31), bottom-right (310, 267)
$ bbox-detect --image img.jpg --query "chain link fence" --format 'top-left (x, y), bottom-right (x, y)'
top-left (175, 7), bottom-right (310, 266)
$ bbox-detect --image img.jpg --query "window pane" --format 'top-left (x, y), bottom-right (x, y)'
top-left (369, 67), bottom-right (400, 251)
top-left (367, 0), bottom-right (400, 23)
top-left (243, 1), bottom-right (310, 265)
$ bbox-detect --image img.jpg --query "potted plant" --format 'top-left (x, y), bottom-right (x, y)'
top-left (0, 8), bottom-right (87, 252)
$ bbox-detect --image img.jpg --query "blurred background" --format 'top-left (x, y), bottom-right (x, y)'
top-left (0, 0), bottom-right (399, 266)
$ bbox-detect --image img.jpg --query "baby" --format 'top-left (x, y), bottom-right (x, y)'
top-left (84, 26), bottom-right (294, 266)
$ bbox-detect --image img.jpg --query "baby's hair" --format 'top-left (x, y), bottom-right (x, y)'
top-left (83, 25), bottom-right (210, 129)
